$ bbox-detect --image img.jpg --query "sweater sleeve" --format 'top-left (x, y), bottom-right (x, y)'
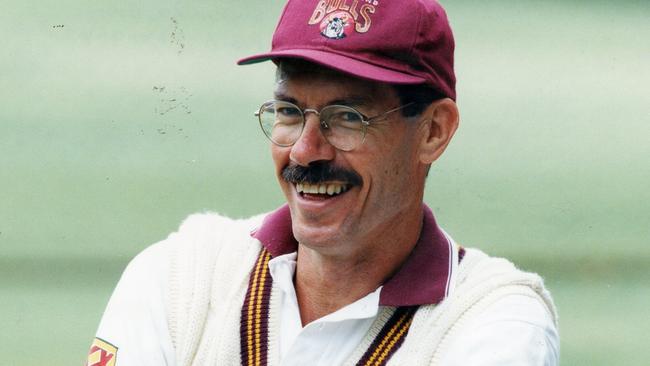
top-left (438, 290), bottom-right (559, 366)
top-left (88, 241), bottom-right (176, 366)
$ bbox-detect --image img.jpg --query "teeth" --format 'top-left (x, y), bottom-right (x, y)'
top-left (326, 185), bottom-right (335, 195)
top-left (296, 182), bottom-right (348, 196)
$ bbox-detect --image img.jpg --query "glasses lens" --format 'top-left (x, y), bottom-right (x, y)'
top-left (320, 106), bottom-right (365, 151)
top-left (259, 101), bottom-right (304, 146)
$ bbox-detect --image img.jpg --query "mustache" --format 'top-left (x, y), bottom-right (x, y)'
top-left (281, 162), bottom-right (362, 186)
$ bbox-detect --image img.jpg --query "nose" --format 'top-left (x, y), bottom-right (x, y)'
top-left (289, 113), bottom-right (336, 166)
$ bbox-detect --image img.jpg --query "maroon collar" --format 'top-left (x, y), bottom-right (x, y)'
top-left (250, 204), bottom-right (454, 306)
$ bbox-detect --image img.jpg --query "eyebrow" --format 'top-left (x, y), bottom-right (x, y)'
top-left (329, 96), bottom-right (369, 108)
top-left (273, 92), bottom-right (298, 104)
top-left (272, 92), bottom-right (371, 108)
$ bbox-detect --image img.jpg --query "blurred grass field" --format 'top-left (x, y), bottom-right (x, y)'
top-left (1, 0), bottom-right (649, 365)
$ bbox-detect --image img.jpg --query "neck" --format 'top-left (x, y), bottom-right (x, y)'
top-left (294, 206), bottom-right (424, 325)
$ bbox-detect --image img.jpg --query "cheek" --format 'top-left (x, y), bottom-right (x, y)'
top-left (362, 160), bottom-right (401, 200)
top-left (271, 146), bottom-right (289, 173)
top-left (378, 151), bottom-right (420, 192)
top-left (272, 147), bottom-right (294, 197)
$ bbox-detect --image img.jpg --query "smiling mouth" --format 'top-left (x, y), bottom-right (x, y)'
top-left (295, 182), bottom-right (350, 197)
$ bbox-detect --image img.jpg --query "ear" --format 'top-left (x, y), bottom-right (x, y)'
top-left (417, 98), bottom-right (459, 165)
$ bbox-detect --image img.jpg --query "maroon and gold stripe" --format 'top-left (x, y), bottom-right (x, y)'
top-left (240, 248), bottom-right (273, 366)
top-left (355, 306), bottom-right (418, 366)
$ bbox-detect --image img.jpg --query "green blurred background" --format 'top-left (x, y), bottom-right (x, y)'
top-left (1, 0), bottom-right (648, 364)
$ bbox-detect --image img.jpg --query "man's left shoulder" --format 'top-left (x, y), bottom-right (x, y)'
top-left (433, 248), bottom-right (560, 364)
top-left (452, 247), bottom-right (558, 326)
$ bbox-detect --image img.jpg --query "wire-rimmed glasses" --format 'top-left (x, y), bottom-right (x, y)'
top-left (255, 100), bottom-right (413, 151)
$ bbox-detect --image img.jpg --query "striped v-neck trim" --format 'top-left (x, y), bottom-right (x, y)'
top-left (240, 248), bottom-right (418, 366)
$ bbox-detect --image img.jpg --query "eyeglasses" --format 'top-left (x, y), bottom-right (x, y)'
top-left (255, 100), bottom-right (413, 151)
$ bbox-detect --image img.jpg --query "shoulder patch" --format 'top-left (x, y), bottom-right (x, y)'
top-left (87, 337), bottom-right (118, 366)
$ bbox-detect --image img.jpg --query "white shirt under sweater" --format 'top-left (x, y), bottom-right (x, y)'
top-left (94, 240), bottom-right (559, 366)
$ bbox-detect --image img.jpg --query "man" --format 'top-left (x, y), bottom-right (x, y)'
top-left (88, 0), bottom-right (559, 365)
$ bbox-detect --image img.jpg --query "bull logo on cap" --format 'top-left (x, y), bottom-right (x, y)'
top-left (309, 1), bottom-right (376, 35)
top-left (320, 11), bottom-right (355, 39)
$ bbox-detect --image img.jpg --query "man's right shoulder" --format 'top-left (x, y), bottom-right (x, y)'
top-left (119, 211), bottom-right (269, 291)
top-left (164, 211), bottom-right (269, 252)
top-left (175, 211), bottom-right (267, 237)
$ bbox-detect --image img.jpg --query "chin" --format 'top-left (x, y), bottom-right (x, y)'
top-left (291, 218), bottom-right (345, 249)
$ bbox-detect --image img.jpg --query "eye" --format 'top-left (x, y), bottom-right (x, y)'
top-left (339, 111), bottom-right (362, 122)
top-left (325, 108), bottom-right (363, 131)
top-left (327, 108), bottom-right (362, 122)
top-left (276, 106), bottom-right (301, 117)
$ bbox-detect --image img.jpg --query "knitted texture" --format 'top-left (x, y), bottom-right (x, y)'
top-left (168, 213), bottom-right (266, 366)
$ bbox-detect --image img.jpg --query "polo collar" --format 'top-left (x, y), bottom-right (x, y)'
top-left (250, 204), bottom-right (455, 307)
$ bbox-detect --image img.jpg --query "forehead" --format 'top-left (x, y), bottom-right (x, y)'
top-left (274, 62), bottom-right (398, 107)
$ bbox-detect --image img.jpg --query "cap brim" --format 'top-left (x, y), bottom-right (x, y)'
top-left (237, 49), bottom-right (427, 85)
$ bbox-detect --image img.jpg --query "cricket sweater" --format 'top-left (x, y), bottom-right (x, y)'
top-left (165, 210), bottom-right (558, 365)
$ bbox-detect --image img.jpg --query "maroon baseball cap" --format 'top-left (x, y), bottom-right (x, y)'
top-left (238, 0), bottom-right (456, 100)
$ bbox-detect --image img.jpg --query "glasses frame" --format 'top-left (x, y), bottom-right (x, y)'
top-left (254, 100), bottom-right (414, 151)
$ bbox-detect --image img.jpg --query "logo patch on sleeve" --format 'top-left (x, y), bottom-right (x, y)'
top-left (87, 337), bottom-right (118, 366)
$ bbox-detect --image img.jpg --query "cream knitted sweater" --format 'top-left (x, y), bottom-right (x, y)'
top-left (166, 213), bottom-right (558, 366)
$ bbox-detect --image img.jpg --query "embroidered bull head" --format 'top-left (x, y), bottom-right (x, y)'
top-left (322, 17), bottom-right (347, 39)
